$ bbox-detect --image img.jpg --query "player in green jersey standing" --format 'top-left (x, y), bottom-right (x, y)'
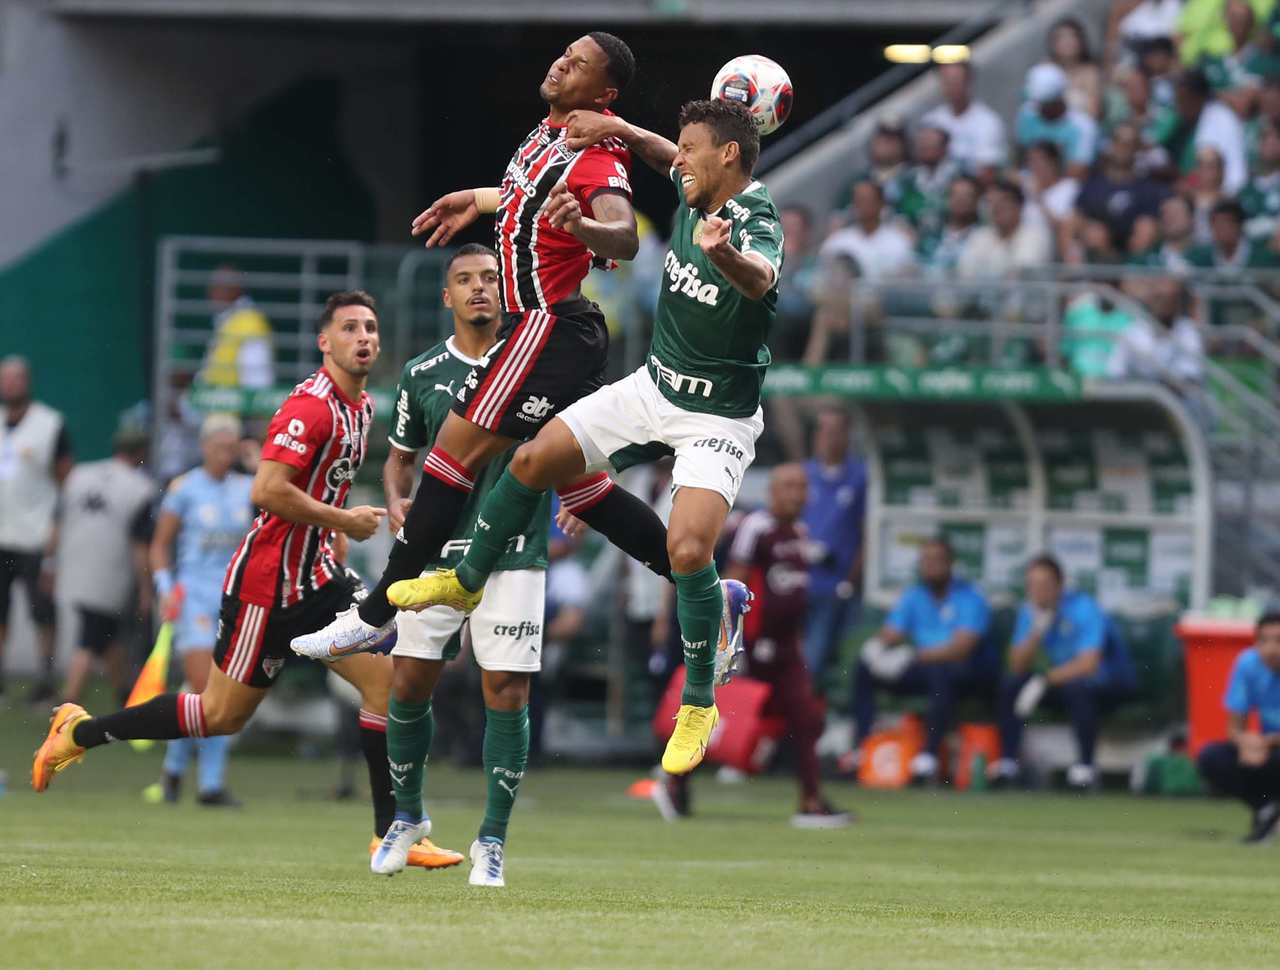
top-left (371, 244), bottom-right (555, 887)
top-left (389, 100), bottom-right (782, 776)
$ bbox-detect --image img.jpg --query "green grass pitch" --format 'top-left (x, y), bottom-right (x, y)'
top-left (1, 696), bottom-right (1274, 970)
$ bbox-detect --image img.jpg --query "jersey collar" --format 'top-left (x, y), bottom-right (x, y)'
top-left (319, 366), bottom-right (363, 408)
top-left (446, 335), bottom-right (486, 367)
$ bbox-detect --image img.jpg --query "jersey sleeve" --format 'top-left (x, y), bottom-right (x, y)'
top-left (567, 144), bottom-right (633, 209)
top-left (159, 475), bottom-right (189, 519)
top-left (1012, 603), bottom-right (1033, 643)
top-left (1225, 654), bottom-right (1253, 715)
top-left (737, 208), bottom-right (784, 285)
top-left (260, 394), bottom-right (333, 471)
top-left (955, 589), bottom-right (991, 636)
top-left (1070, 597), bottom-right (1105, 657)
top-left (728, 513), bottom-right (768, 567)
top-left (885, 589), bottom-right (915, 637)
top-left (389, 364), bottom-right (427, 452)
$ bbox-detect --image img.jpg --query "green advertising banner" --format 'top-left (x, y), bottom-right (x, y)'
top-left (762, 365), bottom-right (1082, 400)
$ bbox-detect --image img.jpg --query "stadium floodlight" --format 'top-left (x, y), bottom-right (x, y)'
top-left (883, 44), bottom-right (933, 64)
top-left (931, 44), bottom-right (972, 64)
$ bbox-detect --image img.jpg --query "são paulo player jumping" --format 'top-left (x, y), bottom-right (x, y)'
top-left (292, 33), bottom-right (751, 700)
top-left (32, 292), bottom-right (463, 870)
top-left (385, 100), bottom-right (777, 776)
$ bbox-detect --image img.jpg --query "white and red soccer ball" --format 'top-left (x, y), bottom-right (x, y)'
top-left (711, 55), bottom-right (793, 136)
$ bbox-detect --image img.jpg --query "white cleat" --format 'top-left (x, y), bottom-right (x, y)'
top-left (468, 838), bottom-right (506, 887)
top-left (290, 605), bottom-right (396, 661)
top-left (371, 817), bottom-right (431, 876)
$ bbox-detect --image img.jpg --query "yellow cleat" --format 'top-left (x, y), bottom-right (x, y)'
top-left (368, 835), bottom-right (465, 870)
top-left (661, 704), bottom-right (720, 775)
top-left (387, 568), bottom-right (484, 614)
top-left (31, 703), bottom-right (91, 793)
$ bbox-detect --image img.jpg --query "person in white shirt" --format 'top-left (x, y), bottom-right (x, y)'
top-left (819, 180), bottom-right (917, 280)
top-left (1174, 69), bottom-right (1248, 195)
top-left (1107, 276), bottom-right (1205, 392)
top-left (957, 180), bottom-right (1053, 279)
top-left (0, 356), bottom-right (72, 702)
top-left (1022, 140), bottom-right (1080, 249)
top-left (922, 61), bottom-right (1008, 182)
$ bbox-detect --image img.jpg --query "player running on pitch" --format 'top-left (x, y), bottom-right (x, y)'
top-left (385, 99), bottom-right (781, 776)
top-left (32, 292), bottom-right (462, 870)
top-left (292, 33), bottom-right (750, 684)
top-left (372, 244), bottom-right (554, 887)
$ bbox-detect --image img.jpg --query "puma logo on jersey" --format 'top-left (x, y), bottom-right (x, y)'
top-left (664, 251), bottom-right (721, 305)
top-left (519, 395), bottom-right (554, 421)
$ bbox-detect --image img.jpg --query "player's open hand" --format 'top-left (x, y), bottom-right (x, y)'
top-left (411, 190), bottom-right (480, 248)
top-left (545, 182), bottom-right (583, 232)
top-left (555, 506), bottom-right (586, 538)
top-left (565, 110), bottom-right (619, 151)
top-left (698, 215), bottom-right (732, 256)
top-left (344, 505), bottom-right (388, 541)
top-left (388, 498), bottom-right (413, 535)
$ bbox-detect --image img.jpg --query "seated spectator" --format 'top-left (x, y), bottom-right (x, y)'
top-left (837, 118), bottom-right (910, 214)
top-left (918, 175), bottom-right (982, 278)
top-left (1016, 63), bottom-right (1100, 179)
top-left (849, 537), bottom-right (990, 785)
top-left (922, 61), bottom-right (1008, 182)
top-left (772, 204), bottom-right (822, 361)
top-left (1196, 611), bottom-right (1280, 844)
top-left (1061, 290), bottom-right (1137, 377)
top-left (1107, 1), bottom-right (1183, 62)
top-left (1176, 0), bottom-right (1269, 66)
top-left (1137, 34), bottom-right (1180, 110)
top-left (1023, 141), bottom-right (1080, 249)
top-left (1247, 75), bottom-right (1280, 166)
top-left (1046, 17), bottom-right (1104, 118)
top-left (1107, 276), bottom-right (1205, 394)
top-left (1131, 192), bottom-right (1197, 267)
top-left (819, 180), bottom-right (916, 281)
top-left (1240, 117), bottom-right (1280, 238)
top-left (1185, 144), bottom-right (1230, 243)
top-left (1074, 122), bottom-right (1172, 256)
top-left (896, 124), bottom-right (959, 236)
top-left (1199, 0), bottom-right (1269, 118)
top-left (956, 180), bottom-right (1052, 279)
top-left (990, 555), bottom-right (1119, 791)
top-left (1187, 197), bottom-right (1280, 269)
top-left (1104, 64), bottom-right (1159, 142)
top-left (1158, 68), bottom-right (1247, 194)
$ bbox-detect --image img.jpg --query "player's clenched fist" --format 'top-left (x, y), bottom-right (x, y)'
top-left (411, 189), bottom-right (480, 248)
top-left (698, 215), bottom-right (732, 256)
top-left (343, 505), bottom-right (388, 541)
top-left (544, 182), bottom-right (583, 232)
top-left (565, 110), bottom-right (621, 151)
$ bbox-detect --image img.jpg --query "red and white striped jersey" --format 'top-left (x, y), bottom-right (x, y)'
top-left (223, 368), bottom-right (373, 609)
top-left (496, 111), bottom-right (633, 313)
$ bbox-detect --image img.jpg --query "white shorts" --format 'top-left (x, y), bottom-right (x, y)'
top-left (559, 366), bottom-right (763, 507)
top-left (391, 567), bottom-right (544, 672)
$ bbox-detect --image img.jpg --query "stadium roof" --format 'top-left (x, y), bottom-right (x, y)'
top-left (51, 0), bottom-right (995, 26)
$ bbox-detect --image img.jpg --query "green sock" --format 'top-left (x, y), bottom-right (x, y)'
top-left (478, 706), bottom-right (529, 843)
top-left (386, 696), bottom-right (433, 820)
top-left (456, 469), bottom-right (545, 593)
top-left (675, 563), bottom-right (723, 708)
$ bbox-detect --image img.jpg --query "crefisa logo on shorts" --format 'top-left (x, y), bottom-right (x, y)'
top-left (493, 620), bottom-right (541, 639)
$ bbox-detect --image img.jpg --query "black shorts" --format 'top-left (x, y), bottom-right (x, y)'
top-left (214, 576), bottom-right (357, 689)
top-left (452, 296), bottom-right (608, 440)
top-left (0, 546), bottom-right (56, 626)
top-left (76, 607), bottom-right (122, 655)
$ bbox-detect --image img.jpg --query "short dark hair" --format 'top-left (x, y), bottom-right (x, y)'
top-left (781, 203), bottom-right (814, 227)
top-left (854, 178), bottom-right (885, 203)
top-left (1211, 198), bottom-right (1246, 225)
top-left (588, 31), bottom-right (635, 92)
top-left (1140, 36), bottom-right (1176, 61)
top-left (950, 174), bottom-right (980, 197)
top-left (678, 98), bottom-right (761, 174)
top-left (1178, 68), bottom-right (1212, 100)
top-left (1257, 611), bottom-right (1280, 635)
top-left (318, 290), bottom-right (377, 332)
top-left (446, 243), bottom-right (499, 275)
top-left (923, 536), bottom-right (954, 560)
top-left (991, 178), bottom-right (1025, 207)
top-left (1026, 553), bottom-right (1064, 584)
top-left (1027, 139), bottom-right (1063, 170)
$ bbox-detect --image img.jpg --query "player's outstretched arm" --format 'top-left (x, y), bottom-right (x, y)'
top-left (566, 111), bottom-right (676, 174)
top-left (410, 188), bottom-right (493, 248)
top-left (251, 459), bottom-right (386, 540)
top-left (545, 183), bottom-right (639, 261)
top-left (698, 215), bottom-right (775, 300)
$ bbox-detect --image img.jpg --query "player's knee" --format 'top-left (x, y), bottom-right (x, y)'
top-left (392, 663), bottom-right (434, 705)
top-left (202, 700), bottom-right (250, 735)
top-left (667, 533), bottom-right (713, 575)
top-left (509, 441), bottom-right (556, 490)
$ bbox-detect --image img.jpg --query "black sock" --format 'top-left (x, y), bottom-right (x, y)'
top-left (359, 459), bottom-right (473, 627)
top-left (359, 716), bottom-right (396, 838)
top-left (573, 484), bottom-right (672, 581)
top-left (73, 693), bottom-right (184, 749)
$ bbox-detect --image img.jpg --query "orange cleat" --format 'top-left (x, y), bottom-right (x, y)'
top-left (31, 703), bottom-right (91, 792)
top-left (367, 835), bottom-right (465, 870)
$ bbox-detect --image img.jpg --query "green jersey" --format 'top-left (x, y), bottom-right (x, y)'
top-left (390, 337), bottom-right (549, 572)
top-left (647, 168), bottom-right (783, 418)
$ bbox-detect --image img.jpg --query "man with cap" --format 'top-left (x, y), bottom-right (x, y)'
top-left (1016, 63), bottom-right (1100, 180)
top-left (53, 422), bottom-right (156, 705)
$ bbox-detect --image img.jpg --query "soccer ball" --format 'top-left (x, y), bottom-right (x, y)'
top-left (710, 55), bottom-right (793, 136)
